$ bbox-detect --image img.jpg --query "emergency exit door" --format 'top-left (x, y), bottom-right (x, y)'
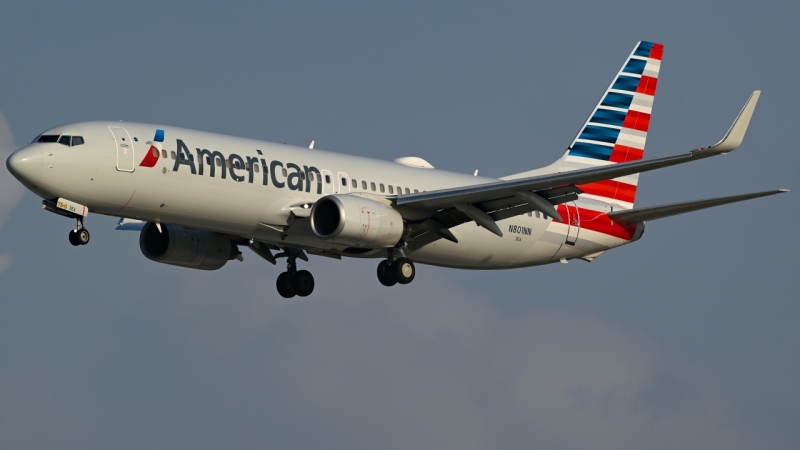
top-left (564, 201), bottom-right (580, 245)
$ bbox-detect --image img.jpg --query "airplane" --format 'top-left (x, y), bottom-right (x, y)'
top-left (5, 41), bottom-right (789, 298)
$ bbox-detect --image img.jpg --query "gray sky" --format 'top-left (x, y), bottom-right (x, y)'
top-left (1, 1), bottom-right (798, 449)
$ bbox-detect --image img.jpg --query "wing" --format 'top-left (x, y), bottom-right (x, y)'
top-left (398, 91), bottom-right (761, 248)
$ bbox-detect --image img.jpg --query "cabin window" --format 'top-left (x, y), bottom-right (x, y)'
top-left (282, 168), bottom-right (288, 177)
top-left (226, 159), bottom-right (231, 169)
top-left (152, 147), bottom-right (159, 158)
top-left (543, 213), bottom-right (548, 220)
top-left (254, 164), bottom-right (259, 173)
top-left (171, 151), bottom-right (177, 160)
top-left (244, 162), bottom-right (250, 170)
top-left (71, 136), bottom-right (84, 146)
top-left (527, 212), bottom-right (532, 217)
top-left (362, 180), bottom-right (368, 190)
top-left (206, 156), bottom-right (211, 165)
top-left (179, 152), bottom-right (185, 161)
top-left (388, 185), bottom-right (394, 194)
top-left (308, 172), bottom-right (315, 182)
top-left (325, 174), bottom-right (331, 184)
top-left (216, 157), bottom-right (222, 167)
top-left (37, 135), bottom-right (60, 143)
top-left (162, 150), bottom-right (167, 159)
top-left (414, 189), bottom-right (419, 193)
top-left (396, 186), bottom-right (401, 194)
top-left (405, 188), bottom-right (410, 194)
top-left (300, 171), bottom-right (305, 180)
top-left (341, 177), bottom-right (347, 186)
top-left (351, 179), bottom-right (357, 188)
top-left (370, 182), bottom-right (376, 191)
top-left (379, 183), bottom-right (385, 193)
top-left (58, 135), bottom-right (70, 146)
top-left (535, 211), bottom-right (540, 218)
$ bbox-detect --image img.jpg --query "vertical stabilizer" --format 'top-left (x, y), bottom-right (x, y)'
top-left (563, 41), bottom-right (663, 209)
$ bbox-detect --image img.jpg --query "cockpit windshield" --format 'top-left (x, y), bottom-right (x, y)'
top-left (35, 134), bottom-right (85, 146)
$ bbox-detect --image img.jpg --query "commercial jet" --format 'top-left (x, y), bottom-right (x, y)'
top-left (5, 41), bottom-right (789, 297)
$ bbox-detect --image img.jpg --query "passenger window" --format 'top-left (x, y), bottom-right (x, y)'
top-left (325, 174), bottom-right (331, 184)
top-left (535, 211), bottom-right (540, 218)
top-left (370, 182), bottom-right (376, 191)
top-left (388, 185), bottom-right (394, 194)
top-left (405, 188), bottom-right (410, 194)
top-left (351, 179), bottom-right (357, 188)
top-left (216, 157), bottom-right (222, 167)
top-left (341, 177), bottom-right (346, 186)
top-left (171, 151), bottom-right (177, 160)
top-left (226, 159), bottom-right (231, 169)
top-left (38, 135), bottom-right (60, 143)
top-left (152, 147), bottom-right (159, 158)
top-left (71, 136), bottom-right (84, 146)
top-left (527, 212), bottom-right (532, 217)
top-left (300, 171), bottom-right (305, 180)
top-left (414, 189), bottom-right (419, 193)
top-left (254, 164), bottom-right (259, 173)
top-left (162, 150), bottom-right (167, 159)
top-left (543, 213), bottom-right (548, 220)
top-left (308, 172), bottom-right (315, 182)
top-left (379, 183), bottom-right (385, 193)
top-left (396, 186), bottom-right (401, 194)
top-left (58, 135), bottom-right (71, 146)
top-left (282, 168), bottom-right (288, 177)
top-left (243, 162), bottom-right (249, 170)
top-left (362, 180), bottom-right (367, 190)
top-left (206, 156), bottom-right (211, 165)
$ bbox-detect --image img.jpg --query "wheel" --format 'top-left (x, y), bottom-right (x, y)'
top-left (77, 228), bottom-right (90, 245)
top-left (290, 270), bottom-right (315, 297)
top-left (377, 260), bottom-right (397, 287)
top-left (392, 258), bottom-right (415, 284)
top-left (68, 230), bottom-right (80, 246)
top-left (276, 272), bottom-right (296, 298)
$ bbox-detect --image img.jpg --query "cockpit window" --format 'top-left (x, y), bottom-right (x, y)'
top-left (58, 135), bottom-right (71, 146)
top-left (71, 136), bottom-right (84, 146)
top-left (37, 135), bottom-right (59, 143)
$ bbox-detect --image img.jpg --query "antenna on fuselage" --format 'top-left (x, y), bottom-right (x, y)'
top-left (473, 170), bottom-right (478, 176)
top-left (309, 140), bottom-right (315, 149)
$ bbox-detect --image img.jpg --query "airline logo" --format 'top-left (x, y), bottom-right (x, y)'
top-left (139, 129), bottom-right (165, 168)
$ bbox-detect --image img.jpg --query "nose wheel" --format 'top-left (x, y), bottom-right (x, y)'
top-left (275, 249), bottom-right (315, 298)
top-left (68, 219), bottom-right (90, 246)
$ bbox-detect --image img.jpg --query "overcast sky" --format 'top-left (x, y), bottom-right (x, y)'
top-left (1, 1), bottom-right (798, 449)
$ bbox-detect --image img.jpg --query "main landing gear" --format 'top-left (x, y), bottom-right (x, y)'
top-left (377, 249), bottom-right (416, 287)
top-left (68, 218), bottom-right (90, 246)
top-left (274, 249), bottom-right (314, 298)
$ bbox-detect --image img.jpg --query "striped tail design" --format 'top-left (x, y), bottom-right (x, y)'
top-left (563, 41), bottom-right (663, 209)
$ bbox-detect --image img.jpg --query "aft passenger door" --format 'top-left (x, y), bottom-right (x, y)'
top-left (564, 201), bottom-right (580, 245)
top-left (109, 126), bottom-right (135, 172)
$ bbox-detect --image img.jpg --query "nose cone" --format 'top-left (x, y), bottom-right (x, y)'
top-left (6, 144), bottom-right (42, 186)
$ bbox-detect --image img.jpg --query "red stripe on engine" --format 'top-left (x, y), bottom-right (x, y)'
top-left (608, 145), bottom-right (644, 163)
top-left (649, 43), bottom-right (664, 61)
top-left (576, 179), bottom-right (637, 204)
top-left (635, 75), bottom-right (658, 96)
top-left (622, 110), bottom-right (651, 132)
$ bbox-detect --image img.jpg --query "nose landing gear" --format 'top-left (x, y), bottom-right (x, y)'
top-left (68, 218), bottom-right (90, 246)
top-left (274, 249), bottom-right (315, 298)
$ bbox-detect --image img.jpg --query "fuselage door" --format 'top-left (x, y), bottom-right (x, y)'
top-left (109, 126), bottom-right (135, 172)
top-left (565, 201), bottom-right (580, 245)
top-left (337, 172), bottom-right (350, 194)
top-left (321, 169), bottom-right (334, 195)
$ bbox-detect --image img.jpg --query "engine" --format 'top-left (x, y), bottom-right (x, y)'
top-left (310, 194), bottom-right (407, 248)
top-left (139, 222), bottom-right (238, 270)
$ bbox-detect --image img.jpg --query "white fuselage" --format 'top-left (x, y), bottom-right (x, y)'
top-left (14, 121), bottom-right (636, 269)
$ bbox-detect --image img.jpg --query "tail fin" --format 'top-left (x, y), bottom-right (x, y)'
top-left (564, 41), bottom-right (663, 209)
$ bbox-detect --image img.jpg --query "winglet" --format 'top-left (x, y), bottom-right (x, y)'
top-left (707, 90), bottom-right (761, 152)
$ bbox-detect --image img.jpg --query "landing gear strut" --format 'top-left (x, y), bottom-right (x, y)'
top-left (377, 248), bottom-right (415, 287)
top-left (68, 218), bottom-right (90, 246)
top-left (274, 249), bottom-right (315, 298)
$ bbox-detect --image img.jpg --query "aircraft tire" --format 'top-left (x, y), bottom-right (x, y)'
top-left (68, 230), bottom-right (81, 246)
top-left (377, 260), bottom-right (397, 287)
top-left (291, 270), bottom-right (315, 297)
top-left (392, 258), bottom-right (415, 284)
top-left (77, 228), bottom-right (90, 245)
top-left (276, 272), bottom-right (296, 298)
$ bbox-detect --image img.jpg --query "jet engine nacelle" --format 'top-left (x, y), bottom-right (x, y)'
top-left (139, 222), bottom-right (238, 270)
top-left (310, 194), bottom-right (406, 248)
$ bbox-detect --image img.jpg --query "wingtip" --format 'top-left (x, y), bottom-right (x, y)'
top-left (778, 188), bottom-right (790, 193)
top-left (709, 90), bottom-right (761, 153)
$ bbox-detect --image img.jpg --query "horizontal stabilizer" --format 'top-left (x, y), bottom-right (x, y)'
top-left (608, 189), bottom-right (788, 224)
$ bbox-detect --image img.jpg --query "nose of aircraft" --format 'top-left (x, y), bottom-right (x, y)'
top-left (6, 144), bottom-right (43, 185)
